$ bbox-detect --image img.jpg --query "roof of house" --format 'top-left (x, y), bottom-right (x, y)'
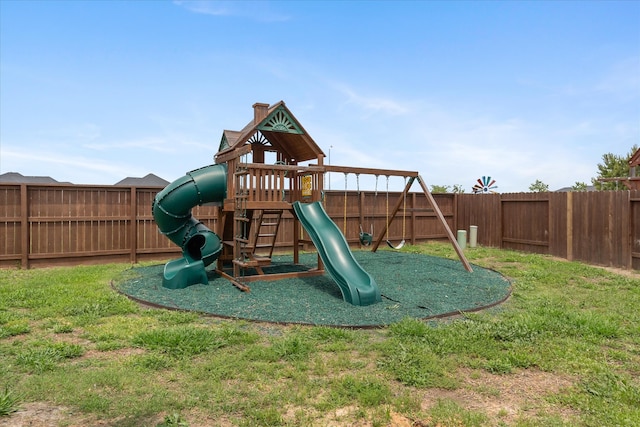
top-left (0, 172), bottom-right (61, 184)
top-left (629, 147), bottom-right (640, 168)
top-left (214, 101), bottom-right (324, 164)
top-left (555, 185), bottom-right (597, 192)
top-left (114, 173), bottom-right (169, 187)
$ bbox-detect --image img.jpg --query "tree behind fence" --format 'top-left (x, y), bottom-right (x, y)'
top-left (1, 184), bottom-right (638, 269)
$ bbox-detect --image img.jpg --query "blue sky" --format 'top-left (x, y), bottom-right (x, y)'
top-left (1, 0), bottom-right (638, 192)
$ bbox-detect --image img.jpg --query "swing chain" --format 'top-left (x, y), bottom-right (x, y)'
top-left (343, 173), bottom-right (348, 235)
top-left (385, 175), bottom-right (406, 250)
top-left (357, 173), bottom-right (374, 246)
top-left (385, 176), bottom-right (389, 241)
top-left (402, 176), bottom-right (407, 239)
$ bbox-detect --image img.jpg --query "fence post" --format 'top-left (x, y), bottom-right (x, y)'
top-left (566, 192), bottom-right (573, 261)
top-left (130, 187), bottom-right (138, 264)
top-left (627, 192), bottom-right (633, 269)
top-left (20, 184), bottom-right (29, 269)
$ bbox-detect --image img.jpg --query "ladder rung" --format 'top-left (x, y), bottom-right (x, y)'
top-left (258, 233), bottom-right (277, 238)
top-left (251, 256), bottom-right (272, 265)
top-left (261, 222), bottom-right (279, 226)
top-left (233, 258), bottom-right (270, 268)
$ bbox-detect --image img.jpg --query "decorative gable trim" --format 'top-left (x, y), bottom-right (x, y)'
top-left (257, 105), bottom-right (304, 134)
top-left (218, 133), bottom-right (230, 152)
top-left (247, 131), bottom-right (271, 146)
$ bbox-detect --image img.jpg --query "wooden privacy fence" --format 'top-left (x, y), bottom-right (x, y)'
top-left (1, 183), bottom-right (638, 270)
top-left (0, 183), bottom-right (453, 268)
top-left (456, 190), bottom-right (640, 270)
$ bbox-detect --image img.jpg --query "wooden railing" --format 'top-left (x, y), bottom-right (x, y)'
top-left (234, 163), bottom-right (325, 208)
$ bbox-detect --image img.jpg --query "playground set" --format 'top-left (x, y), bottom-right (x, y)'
top-left (152, 101), bottom-right (471, 306)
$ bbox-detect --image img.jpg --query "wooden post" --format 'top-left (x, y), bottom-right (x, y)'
top-left (416, 175), bottom-right (473, 273)
top-left (20, 184), bottom-right (29, 269)
top-left (627, 192), bottom-right (634, 269)
top-left (317, 154), bottom-right (324, 202)
top-left (293, 170), bottom-right (300, 264)
top-left (316, 155), bottom-right (324, 270)
top-left (130, 187), bottom-right (138, 264)
top-left (566, 192), bottom-right (573, 261)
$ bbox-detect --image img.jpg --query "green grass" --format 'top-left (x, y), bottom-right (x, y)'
top-left (0, 386), bottom-right (22, 416)
top-left (0, 245), bottom-right (639, 426)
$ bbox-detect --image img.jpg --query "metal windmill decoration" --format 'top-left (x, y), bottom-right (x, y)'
top-left (473, 176), bottom-right (498, 194)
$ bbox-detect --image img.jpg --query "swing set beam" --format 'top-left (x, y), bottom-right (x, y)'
top-left (323, 164), bottom-right (419, 178)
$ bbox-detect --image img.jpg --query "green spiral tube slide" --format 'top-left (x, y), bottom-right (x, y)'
top-left (152, 163), bottom-right (227, 289)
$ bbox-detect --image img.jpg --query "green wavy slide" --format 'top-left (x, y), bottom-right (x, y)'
top-left (293, 201), bottom-right (381, 306)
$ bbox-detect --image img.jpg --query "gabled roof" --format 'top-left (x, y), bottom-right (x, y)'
top-left (115, 174), bottom-right (169, 187)
top-left (0, 172), bottom-right (61, 184)
top-left (215, 101), bottom-right (324, 163)
top-left (629, 147), bottom-right (640, 168)
top-left (555, 185), bottom-right (597, 192)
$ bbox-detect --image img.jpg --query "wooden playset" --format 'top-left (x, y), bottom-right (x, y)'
top-left (152, 101), bottom-right (471, 306)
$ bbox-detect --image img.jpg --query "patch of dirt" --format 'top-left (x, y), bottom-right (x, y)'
top-left (418, 368), bottom-right (577, 425)
top-left (1, 369), bottom-right (577, 427)
top-left (0, 403), bottom-right (98, 427)
top-left (598, 265), bottom-right (640, 278)
top-left (0, 405), bottom-right (182, 427)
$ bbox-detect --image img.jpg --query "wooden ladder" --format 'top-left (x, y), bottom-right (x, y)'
top-left (232, 209), bottom-right (283, 275)
top-left (232, 167), bottom-right (251, 279)
top-left (249, 209), bottom-right (283, 260)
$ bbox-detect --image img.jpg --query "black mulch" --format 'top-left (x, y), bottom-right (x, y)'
top-left (113, 250), bottom-right (511, 327)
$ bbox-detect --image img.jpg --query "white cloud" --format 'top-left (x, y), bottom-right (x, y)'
top-left (173, 0), bottom-right (231, 16)
top-left (332, 83), bottom-right (412, 116)
top-left (83, 136), bottom-right (176, 153)
top-left (173, 0), bottom-right (291, 22)
top-left (29, 123), bottom-right (103, 143)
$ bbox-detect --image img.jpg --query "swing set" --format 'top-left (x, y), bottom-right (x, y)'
top-left (329, 164), bottom-right (472, 272)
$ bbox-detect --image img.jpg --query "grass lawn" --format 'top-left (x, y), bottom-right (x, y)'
top-left (1, 242), bottom-right (639, 426)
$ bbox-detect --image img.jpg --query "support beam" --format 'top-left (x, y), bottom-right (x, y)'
top-left (416, 175), bottom-right (473, 272)
top-left (371, 174), bottom-right (472, 272)
top-left (322, 164), bottom-right (419, 178)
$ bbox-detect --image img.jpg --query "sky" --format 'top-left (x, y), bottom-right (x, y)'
top-left (1, 0), bottom-right (639, 193)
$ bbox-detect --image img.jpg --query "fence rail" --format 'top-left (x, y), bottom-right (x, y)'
top-left (1, 183), bottom-right (638, 270)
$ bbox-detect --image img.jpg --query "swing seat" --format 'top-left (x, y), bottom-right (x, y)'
top-left (386, 239), bottom-right (405, 250)
top-left (359, 224), bottom-right (373, 246)
top-left (359, 232), bottom-right (373, 246)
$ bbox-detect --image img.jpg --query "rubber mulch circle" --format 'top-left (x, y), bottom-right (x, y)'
top-left (114, 250), bottom-right (511, 327)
